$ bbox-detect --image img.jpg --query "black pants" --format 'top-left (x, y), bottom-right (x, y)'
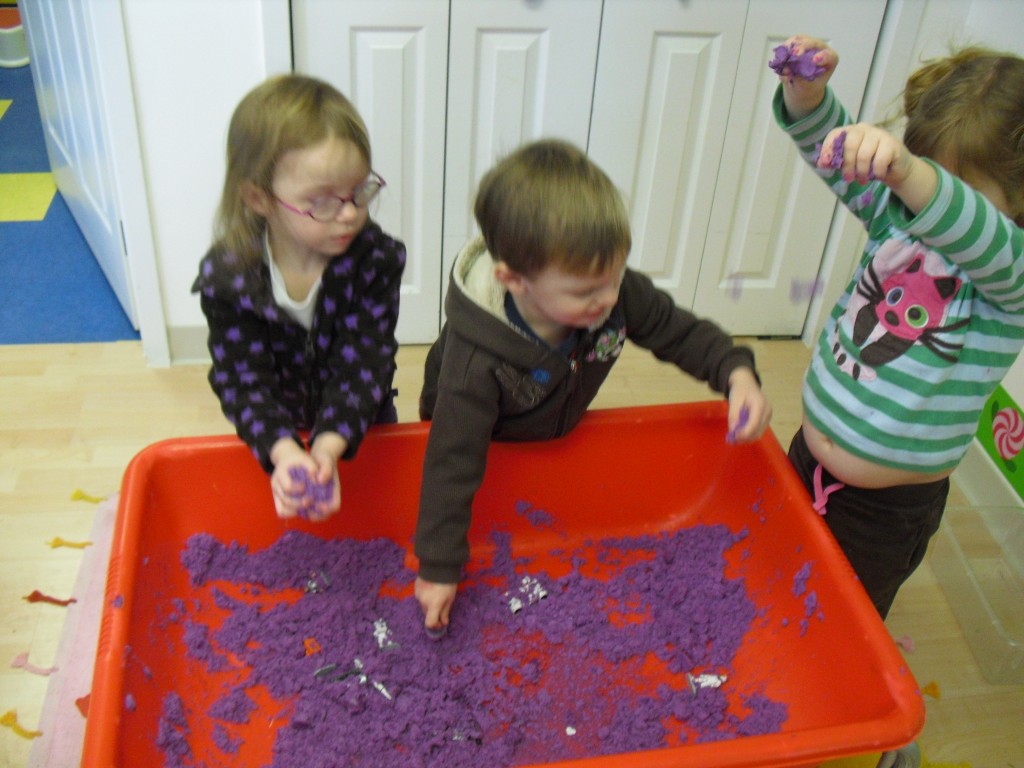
top-left (787, 428), bottom-right (949, 619)
top-left (375, 388), bottom-right (399, 424)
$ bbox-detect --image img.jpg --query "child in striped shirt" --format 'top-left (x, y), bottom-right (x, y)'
top-left (772, 35), bottom-right (1024, 626)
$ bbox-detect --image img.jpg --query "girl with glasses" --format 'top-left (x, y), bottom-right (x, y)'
top-left (192, 74), bottom-right (406, 521)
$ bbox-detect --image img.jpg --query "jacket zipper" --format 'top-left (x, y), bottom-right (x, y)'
top-left (555, 353), bottom-right (581, 435)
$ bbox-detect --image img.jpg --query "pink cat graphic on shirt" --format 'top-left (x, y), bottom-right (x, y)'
top-left (830, 240), bottom-right (968, 381)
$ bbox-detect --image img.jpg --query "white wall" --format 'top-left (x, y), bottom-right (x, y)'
top-left (121, 0), bottom-right (290, 362)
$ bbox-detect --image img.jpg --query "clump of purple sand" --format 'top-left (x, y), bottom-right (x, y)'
top-left (769, 43), bottom-right (826, 81)
top-left (155, 692), bottom-right (191, 767)
top-left (813, 130), bottom-right (846, 171)
top-left (164, 518), bottom-right (788, 767)
top-left (287, 466), bottom-right (335, 519)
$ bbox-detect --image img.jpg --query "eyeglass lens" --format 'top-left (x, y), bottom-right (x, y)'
top-left (308, 176), bottom-right (383, 221)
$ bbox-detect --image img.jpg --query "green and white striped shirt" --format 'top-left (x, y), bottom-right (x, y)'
top-left (775, 86), bottom-right (1024, 473)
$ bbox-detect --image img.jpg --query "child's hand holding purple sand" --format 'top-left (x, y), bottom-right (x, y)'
top-left (726, 406), bottom-right (750, 445)
top-left (815, 130), bottom-right (846, 171)
top-left (769, 42), bottom-right (826, 81)
top-left (287, 466), bottom-right (335, 520)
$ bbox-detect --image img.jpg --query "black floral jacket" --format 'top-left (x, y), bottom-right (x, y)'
top-left (192, 221), bottom-right (406, 472)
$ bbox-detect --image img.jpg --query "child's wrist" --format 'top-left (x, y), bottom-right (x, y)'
top-left (270, 436), bottom-right (305, 466)
top-left (727, 367), bottom-right (759, 392)
top-left (783, 90), bottom-right (824, 123)
top-left (890, 155), bottom-right (938, 215)
top-left (311, 431), bottom-right (347, 463)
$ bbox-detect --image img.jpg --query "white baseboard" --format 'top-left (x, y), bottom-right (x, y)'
top-left (951, 439), bottom-right (1022, 508)
top-left (168, 324), bottom-right (211, 365)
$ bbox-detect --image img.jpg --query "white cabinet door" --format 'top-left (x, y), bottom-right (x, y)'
top-left (294, 0), bottom-right (602, 339)
top-left (588, 0), bottom-right (747, 318)
top-left (591, 0), bottom-right (885, 336)
top-left (292, 0), bottom-right (449, 344)
top-left (442, 0), bottom-right (603, 289)
top-left (293, 0), bottom-right (887, 340)
top-left (691, 0), bottom-right (887, 334)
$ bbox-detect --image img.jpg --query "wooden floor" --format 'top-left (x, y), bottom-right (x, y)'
top-left (0, 339), bottom-right (1021, 767)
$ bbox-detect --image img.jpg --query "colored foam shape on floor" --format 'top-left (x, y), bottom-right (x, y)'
top-left (84, 403), bottom-right (925, 768)
top-left (0, 171), bottom-right (55, 221)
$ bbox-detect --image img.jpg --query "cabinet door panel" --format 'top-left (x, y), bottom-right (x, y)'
top-left (292, 0), bottom-right (448, 343)
top-left (588, 0), bottom-right (747, 311)
top-left (692, 0), bottom-right (887, 334)
top-left (442, 0), bottom-right (603, 286)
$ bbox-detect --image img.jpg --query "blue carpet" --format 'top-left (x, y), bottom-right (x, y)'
top-left (0, 62), bottom-right (140, 344)
top-left (0, 192), bottom-right (139, 343)
top-left (0, 59), bottom-right (47, 171)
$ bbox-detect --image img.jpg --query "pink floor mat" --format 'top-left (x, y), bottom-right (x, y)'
top-left (28, 494), bottom-right (117, 768)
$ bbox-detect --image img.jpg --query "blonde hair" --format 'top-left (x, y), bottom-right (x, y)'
top-left (214, 75), bottom-right (371, 266)
top-left (474, 139), bottom-right (631, 276)
top-left (902, 46), bottom-right (1024, 218)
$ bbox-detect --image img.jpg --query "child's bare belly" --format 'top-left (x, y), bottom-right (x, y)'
top-left (802, 418), bottom-right (953, 488)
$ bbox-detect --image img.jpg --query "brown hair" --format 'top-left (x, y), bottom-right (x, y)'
top-left (902, 46), bottom-right (1024, 218)
top-left (213, 75), bottom-right (371, 266)
top-left (474, 139), bottom-right (631, 276)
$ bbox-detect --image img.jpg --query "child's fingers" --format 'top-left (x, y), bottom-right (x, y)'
top-left (816, 127), bottom-right (847, 171)
top-left (858, 144), bottom-right (892, 185)
top-left (311, 485), bottom-right (342, 522)
top-left (423, 599), bottom-right (449, 629)
top-left (787, 34), bottom-right (828, 54)
top-left (729, 399), bottom-right (772, 443)
top-left (273, 490), bottom-right (301, 519)
top-left (415, 579), bottom-right (456, 629)
top-left (726, 405), bottom-right (750, 444)
top-left (434, 593), bottom-right (454, 628)
top-left (826, 124), bottom-right (904, 185)
top-left (748, 401), bottom-right (773, 440)
top-left (271, 474), bottom-right (296, 506)
top-left (309, 454), bottom-right (335, 485)
top-left (851, 130), bottom-right (887, 183)
top-left (869, 139), bottom-right (902, 184)
top-left (821, 126), bottom-right (868, 180)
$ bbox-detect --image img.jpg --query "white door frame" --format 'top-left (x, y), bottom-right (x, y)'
top-left (88, 0), bottom-right (168, 364)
